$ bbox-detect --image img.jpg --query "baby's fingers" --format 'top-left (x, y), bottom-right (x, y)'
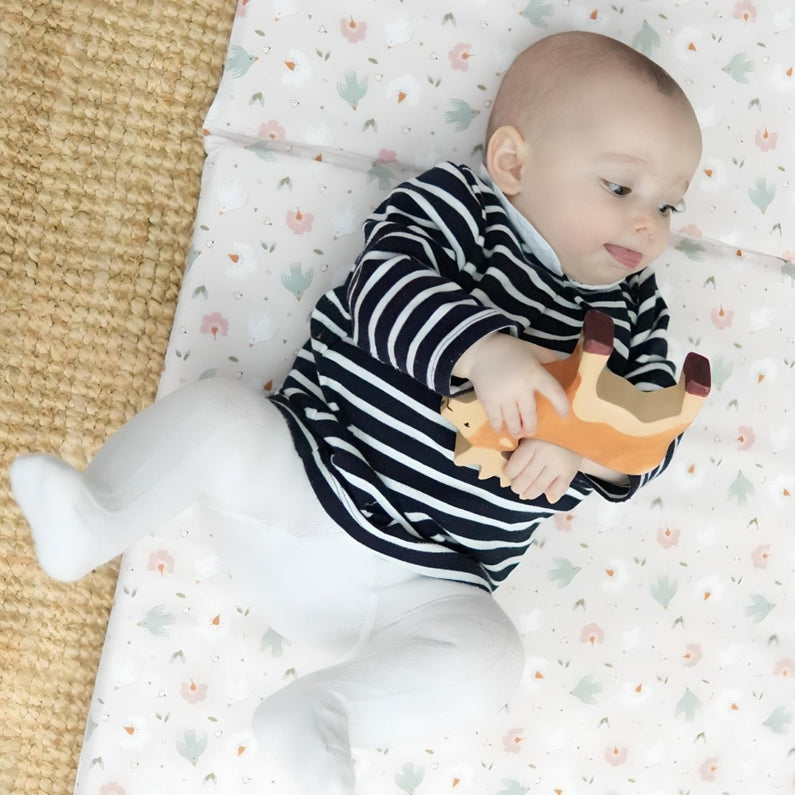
top-left (504, 438), bottom-right (536, 480)
top-left (511, 396), bottom-right (538, 437)
top-left (535, 372), bottom-right (569, 419)
top-left (543, 476), bottom-right (569, 504)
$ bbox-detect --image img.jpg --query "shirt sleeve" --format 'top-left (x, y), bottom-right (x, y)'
top-left (623, 267), bottom-right (678, 391)
top-left (582, 269), bottom-right (683, 500)
top-left (579, 434), bottom-right (680, 502)
top-left (347, 162), bottom-right (519, 396)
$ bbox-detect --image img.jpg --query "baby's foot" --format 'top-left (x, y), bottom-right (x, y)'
top-left (9, 454), bottom-right (103, 581)
top-left (253, 686), bottom-right (356, 795)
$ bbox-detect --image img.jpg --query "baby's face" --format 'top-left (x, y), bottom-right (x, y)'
top-left (509, 75), bottom-right (702, 285)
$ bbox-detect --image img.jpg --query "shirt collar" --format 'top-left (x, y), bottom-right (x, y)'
top-left (479, 164), bottom-right (564, 277)
top-left (478, 165), bottom-right (627, 291)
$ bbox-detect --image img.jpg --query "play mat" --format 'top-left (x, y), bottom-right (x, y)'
top-left (32, 1), bottom-right (795, 793)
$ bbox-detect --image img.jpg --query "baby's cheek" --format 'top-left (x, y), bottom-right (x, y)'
top-left (650, 232), bottom-right (671, 262)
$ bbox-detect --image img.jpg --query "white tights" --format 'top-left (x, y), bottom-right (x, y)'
top-left (10, 378), bottom-right (525, 794)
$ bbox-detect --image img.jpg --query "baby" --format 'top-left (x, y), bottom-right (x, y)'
top-left (10, 31), bottom-right (702, 795)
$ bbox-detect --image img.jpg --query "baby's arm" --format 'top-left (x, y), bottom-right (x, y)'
top-left (453, 331), bottom-right (629, 503)
top-left (505, 438), bottom-right (628, 504)
top-left (451, 331), bottom-right (569, 437)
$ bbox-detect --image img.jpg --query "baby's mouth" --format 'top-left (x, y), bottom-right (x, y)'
top-left (604, 243), bottom-right (643, 269)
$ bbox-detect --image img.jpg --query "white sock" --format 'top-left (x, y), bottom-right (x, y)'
top-left (9, 454), bottom-right (116, 581)
top-left (252, 684), bottom-right (356, 795)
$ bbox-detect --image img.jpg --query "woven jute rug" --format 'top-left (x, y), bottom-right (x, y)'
top-left (0, 2), bottom-right (235, 792)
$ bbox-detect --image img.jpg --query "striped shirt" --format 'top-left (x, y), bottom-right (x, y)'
top-left (271, 162), bottom-right (678, 592)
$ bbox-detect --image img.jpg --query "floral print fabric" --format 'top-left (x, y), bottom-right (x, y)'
top-left (209, 0), bottom-right (794, 258)
top-left (76, 1), bottom-right (794, 793)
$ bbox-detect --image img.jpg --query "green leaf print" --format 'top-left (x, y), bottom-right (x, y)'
top-left (547, 557), bottom-right (581, 588)
top-left (176, 729), bottom-right (208, 766)
top-left (745, 594), bottom-right (775, 623)
top-left (675, 238), bottom-right (706, 261)
top-left (728, 471), bottom-right (754, 505)
top-left (225, 44), bottom-right (259, 79)
top-left (445, 99), bottom-right (480, 131)
top-left (368, 161), bottom-right (396, 190)
top-left (633, 21), bottom-right (660, 55)
top-left (498, 781), bottom-right (530, 795)
top-left (281, 262), bottom-right (314, 300)
top-left (338, 71), bottom-right (369, 110)
top-left (650, 575), bottom-right (678, 609)
top-left (261, 627), bottom-right (289, 657)
top-left (571, 675), bottom-right (602, 705)
top-left (139, 606), bottom-right (175, 637)
top-left (723, 53), bottom-right (755, 84)
top-left (519, 0), bottom-right (554, 27)
top-left (675, 688), bottom-right (702, 721)
top-left (710, 355), bottom-right (733, 390)
top-left (748, 178), bottom-right (776, 214)
top-left (395, 762), bottom-right (425, 793)
top-left (185, 248), bottom-right (201, 273)
top-left (762, 706), bottom-right (792, 734)
top-left (248, 142), bottom-right (278, 161)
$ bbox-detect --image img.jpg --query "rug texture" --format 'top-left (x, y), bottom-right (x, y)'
top-left (0, 2), bottom-right (234, 792)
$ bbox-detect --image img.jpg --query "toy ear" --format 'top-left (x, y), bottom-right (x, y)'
top-left (485, 125), bottom-right (528, 196)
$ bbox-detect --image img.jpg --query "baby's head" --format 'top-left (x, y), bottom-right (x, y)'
top-left (486, 31), bottom-right (702, 285)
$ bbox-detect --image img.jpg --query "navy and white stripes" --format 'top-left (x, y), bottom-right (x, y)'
top-left (271, 162), bottom-right (678, 591)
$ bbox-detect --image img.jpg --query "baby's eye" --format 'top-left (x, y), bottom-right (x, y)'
top-left (658, 203), bottom-right (681, 216)
top-left (602, 180), bottom-right (631, 197)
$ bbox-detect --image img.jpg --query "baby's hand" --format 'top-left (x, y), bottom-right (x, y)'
top-left (504, 438), bottom-right (582, 504)
top-left (453, 332), bottom-right (568, 437)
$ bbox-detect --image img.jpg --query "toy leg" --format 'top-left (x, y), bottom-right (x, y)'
top-left (253, 563), bottom-right (525, 794)
top-left (9, 378), bottom-right (312, 581)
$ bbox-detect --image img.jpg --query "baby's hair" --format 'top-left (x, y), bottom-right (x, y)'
top-left (487, 31), bottom-right (689, 143)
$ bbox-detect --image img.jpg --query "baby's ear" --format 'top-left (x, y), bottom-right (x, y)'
top-left (485, 125), bottom-right (528, 196)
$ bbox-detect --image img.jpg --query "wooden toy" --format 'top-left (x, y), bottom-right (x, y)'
top-left (441, 310), bottom-right (711, 486)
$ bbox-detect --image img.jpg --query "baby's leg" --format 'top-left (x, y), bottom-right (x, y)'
top-left (9, 378), bottom-right (302, 581)
top-left (253, 568), bottom-right (525, 794)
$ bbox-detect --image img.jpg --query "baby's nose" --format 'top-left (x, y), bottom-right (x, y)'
top-left (632, 208), bottom-right (661, 234)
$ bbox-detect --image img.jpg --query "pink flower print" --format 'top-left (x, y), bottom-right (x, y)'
top-left (751, 544), bottom-right (771, 569)
top-left (733, 0), bottom-right (756, 22)
top-left (580, 622), bottom-right (604, 646)
top-left (774, 658), bottom-right (793, 678)
top-left (258, 120), bottom-right (286, 141)
top-left (449, 43), bottom-right (473, 72)
top-left (377, 149), bottom-right (397, 164)
top-left (605, 746), bottom-right (629, 766)
top-left (553, 513), bottom-right (575, 531)
top-left (201, 312), bottom-right (229, 339)
top-left (286, 207), bottom-right (314, 235)
top-left (755, 128), bottom-right (777, 151)
top-left (147, 550), bottom-right (175, 577)
top-left (182, 679), bottom-right (209, 704)
top-left (99, 785), bottom-right (125, 795)
top-left (502, 727), bottom-right (525, 753)
top-left (682, 642), bottom-right (702, 667)
top-left (699, 757), bottom-right (720, 781)
top-left (710, 306), bottom-right (734, 329)
top-left (737, 425), bottom-right (755, 451)
top-left (678, 223), bottom-right (703, 237)
top-left (657, 526), bottom-right (680, 548)
top-left (340, 16), bottom-right (367, 43)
